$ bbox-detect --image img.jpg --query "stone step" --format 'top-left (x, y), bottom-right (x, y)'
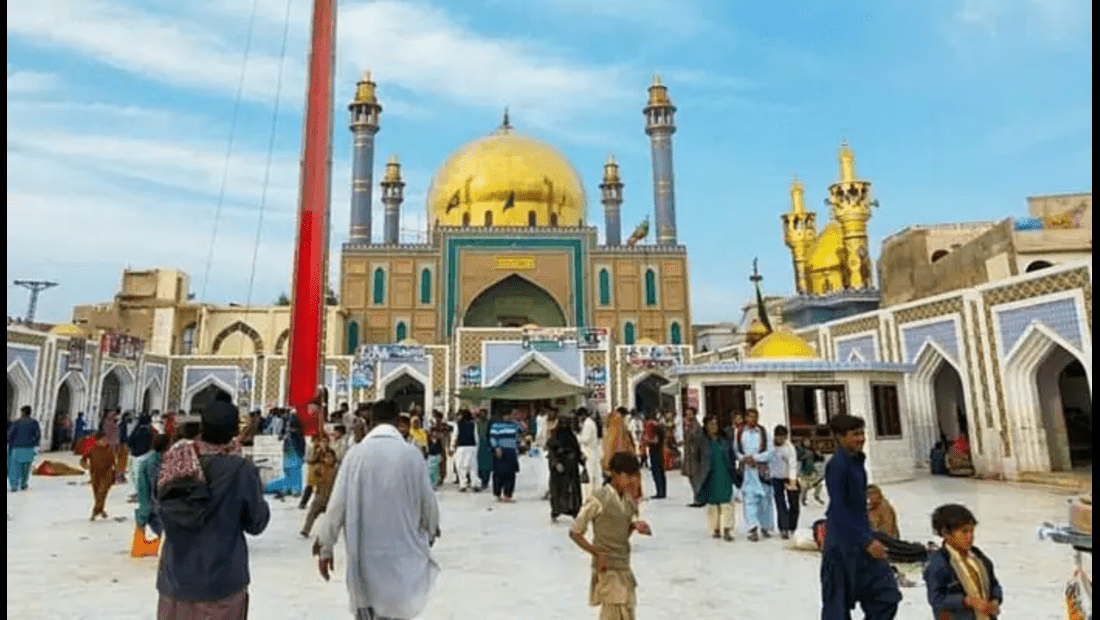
top-left (1015, 471), bottom-right (1092, 492)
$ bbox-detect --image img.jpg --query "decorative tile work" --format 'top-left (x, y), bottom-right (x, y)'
top-left (894, 297), bottom-right (963, 325)
top-left (425, 346), bottom-right (447, 406)
top-left (145, 364), bottom-right (166, 387)
top-left (379, 359), bottom-right (431, 380)
top-left (995, 298), bottom-right (1082, 356)
top-left (263, 358), bottom-right (285, 407)
top-left (902, 320), bottom-right (958, 363)
top-left (7, 345), bottom-right (39, 375)
top-left (184, 367), bottom-right (239, 391)
top-left (962, 302), bottom-right (985, 455)
top-left (969, 302), bottom-right (993, 429)
top-left (673, 360), bottom-right (914, 375)
top-left (829, 316), bottom-right (879, 339)
top-left (837, 335), bottom-right (877, 362)
top-left (5, 331), bottom-right (47, 347)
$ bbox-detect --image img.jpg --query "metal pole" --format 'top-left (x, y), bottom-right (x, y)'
top-left (13, 280), bottom-right (58, 322)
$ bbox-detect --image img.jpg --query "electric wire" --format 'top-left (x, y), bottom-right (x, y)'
top-left (199, 0), bottom-right (262, 305)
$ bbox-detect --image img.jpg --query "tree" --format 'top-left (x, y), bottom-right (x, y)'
top-left (326, 286), bottom-right (338, 306)
top-left (276, 293), bottom-right (291, 306)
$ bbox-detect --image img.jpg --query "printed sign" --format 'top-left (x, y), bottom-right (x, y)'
top-left (522, 327), bottom-right (567, 352)
top-left (686, 388), bottom-right (699, 409)
top-left (460, 365), bottom-right (482, 388)
top-left (586, 366), bottom-right (607, 401)
top-left (577, 327), bottom-right (609, 351)
top-left (623, 345), bottom-right (683, 368)
top-left (100, 332), bottom-right (144, 360)
top-left (357, 344), bottom-right (426, 361)
top-left (351, 358), bottom-right (376, 388)
top-left (494, 256), bottom-right (536, 270)
top-left (66, 338), bottom-right (86, 372)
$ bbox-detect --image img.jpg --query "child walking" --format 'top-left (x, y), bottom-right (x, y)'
top-left (300, 449), bottom-right (338, 538)
top-left (923, 504), bottom-right (1003, 619)
top-left (569, 451), bottom-right (652, 619)
top-left (81, 432), bottom-right (117, 521)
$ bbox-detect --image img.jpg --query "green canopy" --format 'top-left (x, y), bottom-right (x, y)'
top-left (456, 376), bottom-right (587, 401)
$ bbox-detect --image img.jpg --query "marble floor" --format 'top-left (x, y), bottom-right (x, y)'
top-left (6, 451), bottom-right (1087, 619)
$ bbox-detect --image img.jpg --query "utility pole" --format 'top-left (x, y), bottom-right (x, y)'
top-left (13, 280), bottom-right (58, 323)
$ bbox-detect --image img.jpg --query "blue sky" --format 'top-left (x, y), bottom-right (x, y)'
top-left (6, 0), bottom-right (1093, 325)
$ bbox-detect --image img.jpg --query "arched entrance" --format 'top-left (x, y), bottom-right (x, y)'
top-left (142, 377), bottom-right (164, 414)
top-left (7, 377), bottom-right (15, 422)
top-left (7, 363), bottom-right (34, 422)
top-left (932, 361), bottom-right (968, 441)
top-left (1035, 346), bottom-right (1091, 471)
top-left (633, 374), bottom-right (672, 415)
top-left (190, 384), bottom-right (231, 414)
top-left (101, 372), bottom-right (122, 412)
top-left (463, 275), bottom-right (567, 328)
top-left (384, 373), bottom-right (426, 414)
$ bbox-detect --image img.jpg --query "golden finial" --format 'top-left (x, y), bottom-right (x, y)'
top-left (789, 175), bottom-right (806, 215)
top-left (384, 154), bottom-right (401, 182)
top-left (652, 74), bottom-right (662, 86)
top-left (839, 139), bottom-right (856, 182)
top-left (354, 69), bottom-right (377, 103)
top-left (603, 154), bottom-right (620, 183)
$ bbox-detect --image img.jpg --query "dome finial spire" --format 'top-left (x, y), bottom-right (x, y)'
top-left (502, 106), bottom-right (511, 128)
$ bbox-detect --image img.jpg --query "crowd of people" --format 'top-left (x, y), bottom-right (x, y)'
top-left (7, 395), bottom-right (1009, 620)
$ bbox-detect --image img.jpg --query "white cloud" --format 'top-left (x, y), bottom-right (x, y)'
top-left (7, 67), bottom-right (61, 95)
top-left (950, 0), bottom-right (1092, 48)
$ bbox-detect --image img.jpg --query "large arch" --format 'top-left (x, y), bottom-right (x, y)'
top-left (462, 274), bottom-right (567, 328)
top-left (380, 366), bottom-right (428, 414)
top-left (54, 371), bottom-right (88, 441)
top-left (142, 375), bottom-right (165, 414)
top-left (631, 372), bottom-right (672, 416)
top-left (274, 329), bottom-right (290, 355)
top-left (100, 364), bottom-right (136, 417)
top-left (908, 340), bottom-right (971, 468)
top-left (7, 361), bottom-right (34, 423)
top-left (182, 374), bottom-right (236, 413)
top-left (1002, 323), bottom-right (1092, 473)
top-left (211, 321), bottom-right (264, 355)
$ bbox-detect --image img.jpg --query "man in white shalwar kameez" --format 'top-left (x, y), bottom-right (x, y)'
top-left (316, 400), bottom-right (441, 620)
top-left (577, 408), bottom-right (601, 497)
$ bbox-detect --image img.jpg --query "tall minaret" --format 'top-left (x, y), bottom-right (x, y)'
top-left (599, 154), bottom-right (624, 245)
top-left (643, 75), bottom-right (678, 245)
top-left (380, 155), bottom-right (404, 244)
top-left (828, 140), bottom-right (875, 290)
top-left (781, 176), bottom-right (818, 295)
top-left (348, 71), bottom-right (382, 244)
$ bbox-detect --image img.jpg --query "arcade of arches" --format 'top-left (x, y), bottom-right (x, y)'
top-left (463, 275), bottom-right (567, 329)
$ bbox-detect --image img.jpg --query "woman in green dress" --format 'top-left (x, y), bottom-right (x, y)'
top-left (693, 416), bottom-right (740, 541)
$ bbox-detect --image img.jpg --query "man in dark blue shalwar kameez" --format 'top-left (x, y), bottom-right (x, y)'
top-left (820, 414), bottom-right (900, 620)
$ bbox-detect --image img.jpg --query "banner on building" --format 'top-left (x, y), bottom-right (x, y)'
top-left (686, 388), bottom-right (699, 409)
top-left (351, 358), bottom-right (376, 388)
top-left (522, 327), bottom-right (567, 352)
top-left (66, 338), bottom-right (87, 372)
top-left (357, 344), bottom-right (426, 362)
top-left (623, 345), bottom-right (683, 368)
top-left (460, 365), bottom-right (482, 388)
top-left (577, 327), bottom-right (609, 351)
top-left (100, 332), bottom-right (144, 360)
top-left (586, 365), bottom-right (607, 401)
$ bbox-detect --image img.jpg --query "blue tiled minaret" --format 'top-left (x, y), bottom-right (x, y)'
top-left (348, 71), bottom-right (381, 244)
top-left (599, 154), bottom-right (624, 245)
top-left (643, 75), bottom-right (678, 245)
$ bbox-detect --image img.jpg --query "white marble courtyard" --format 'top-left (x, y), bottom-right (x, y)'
top-left (6, 452), bottom-right (1085, 619)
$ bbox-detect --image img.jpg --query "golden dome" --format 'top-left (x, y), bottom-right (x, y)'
top-left (49, 323), bottom-right (86, 337)
top-left (427, 122), bottom-right (587, 228)
top-left (808, 221), bottom-right (844, 272)
top-left (747, 330), bottom-right (817, 360)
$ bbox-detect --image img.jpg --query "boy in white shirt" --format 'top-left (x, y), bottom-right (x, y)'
top-left (767, 424), bottom-right (800, 540)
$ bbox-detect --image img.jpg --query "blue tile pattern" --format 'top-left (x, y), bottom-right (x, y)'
top-left (837, 335), bottom-right (878, 362)
top-left (996, 298), bottom-right (1082, 355)
top-left (484, 342), bottom-right (582, 384)
top-left (7, 346), bottom-right (38, 376)
top-left (672, 360), bottom-right (914, 376)
top-left (902, 320), bottom-right (958, 363)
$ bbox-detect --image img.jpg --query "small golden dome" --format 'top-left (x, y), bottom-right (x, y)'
top-left (49, 323), bottom-right (86, 337)
top-left (747, 330), bottom-right (817, 360)
top-left (808, 221), bottom-right (844, 272)
top-left (744, 319), bottom-right (770, 348)
top-left (427, 124), bottom-right (586, 228)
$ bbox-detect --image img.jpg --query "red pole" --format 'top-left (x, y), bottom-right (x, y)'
top-left (287, 0), bottom-right (336, 436)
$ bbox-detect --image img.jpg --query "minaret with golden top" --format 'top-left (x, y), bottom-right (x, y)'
top-left (827, 140), bottom-right (875, 289)
top-left (781, 176), bottom-right (817, 294)
top-left (600, 154), bottom-right (624, 245)
top-left (643, 75), bottom-right (678, 245)
top-left (380, 155), bottom-right (404, 244)
top-left (348, 70), bottom-right (382, 244)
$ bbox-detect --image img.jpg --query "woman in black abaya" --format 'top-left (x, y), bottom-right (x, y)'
top-left (546, 413), bottom-right (583, 522)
